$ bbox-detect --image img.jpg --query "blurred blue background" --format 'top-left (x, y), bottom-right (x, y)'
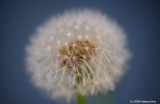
top-left (0, 0), bottom-right (160, 104)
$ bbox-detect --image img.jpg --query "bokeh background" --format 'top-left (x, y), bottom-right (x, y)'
top-left (0, 0), bottom-right (160, 104)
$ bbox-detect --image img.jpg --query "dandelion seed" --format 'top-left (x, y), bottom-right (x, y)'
top-left (67, 32), bottom-right (71, 37)
top-left (85, 26), bottom-right (89, 30)
top-left (26, 9), bottom-right (130, 102)
top-left (75, 25), bottom-right (79, 30)
top-left (85, 35), bottom-right (88, 39)
top-left (78, 35), bottom-right (81, 40)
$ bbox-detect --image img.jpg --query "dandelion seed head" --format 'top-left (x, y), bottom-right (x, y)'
top-left (26, 9), bottom-right (131, 102)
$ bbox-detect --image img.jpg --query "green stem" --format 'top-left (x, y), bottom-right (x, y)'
top-left (77, 93), bottom-right (86, 104)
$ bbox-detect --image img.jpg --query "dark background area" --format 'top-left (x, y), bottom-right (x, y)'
top-left (0, 0), bottom-right (160, 104)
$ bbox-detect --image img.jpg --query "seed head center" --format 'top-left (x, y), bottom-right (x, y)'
top-left (58, 39), bottom-right (96, 69)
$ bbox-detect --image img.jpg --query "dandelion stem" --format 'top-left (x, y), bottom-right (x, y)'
top-left (77, 93), bottom-right (86, 104)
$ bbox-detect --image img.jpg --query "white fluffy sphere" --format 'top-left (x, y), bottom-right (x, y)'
top-left (26, 9), bottom-right (130, 101)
